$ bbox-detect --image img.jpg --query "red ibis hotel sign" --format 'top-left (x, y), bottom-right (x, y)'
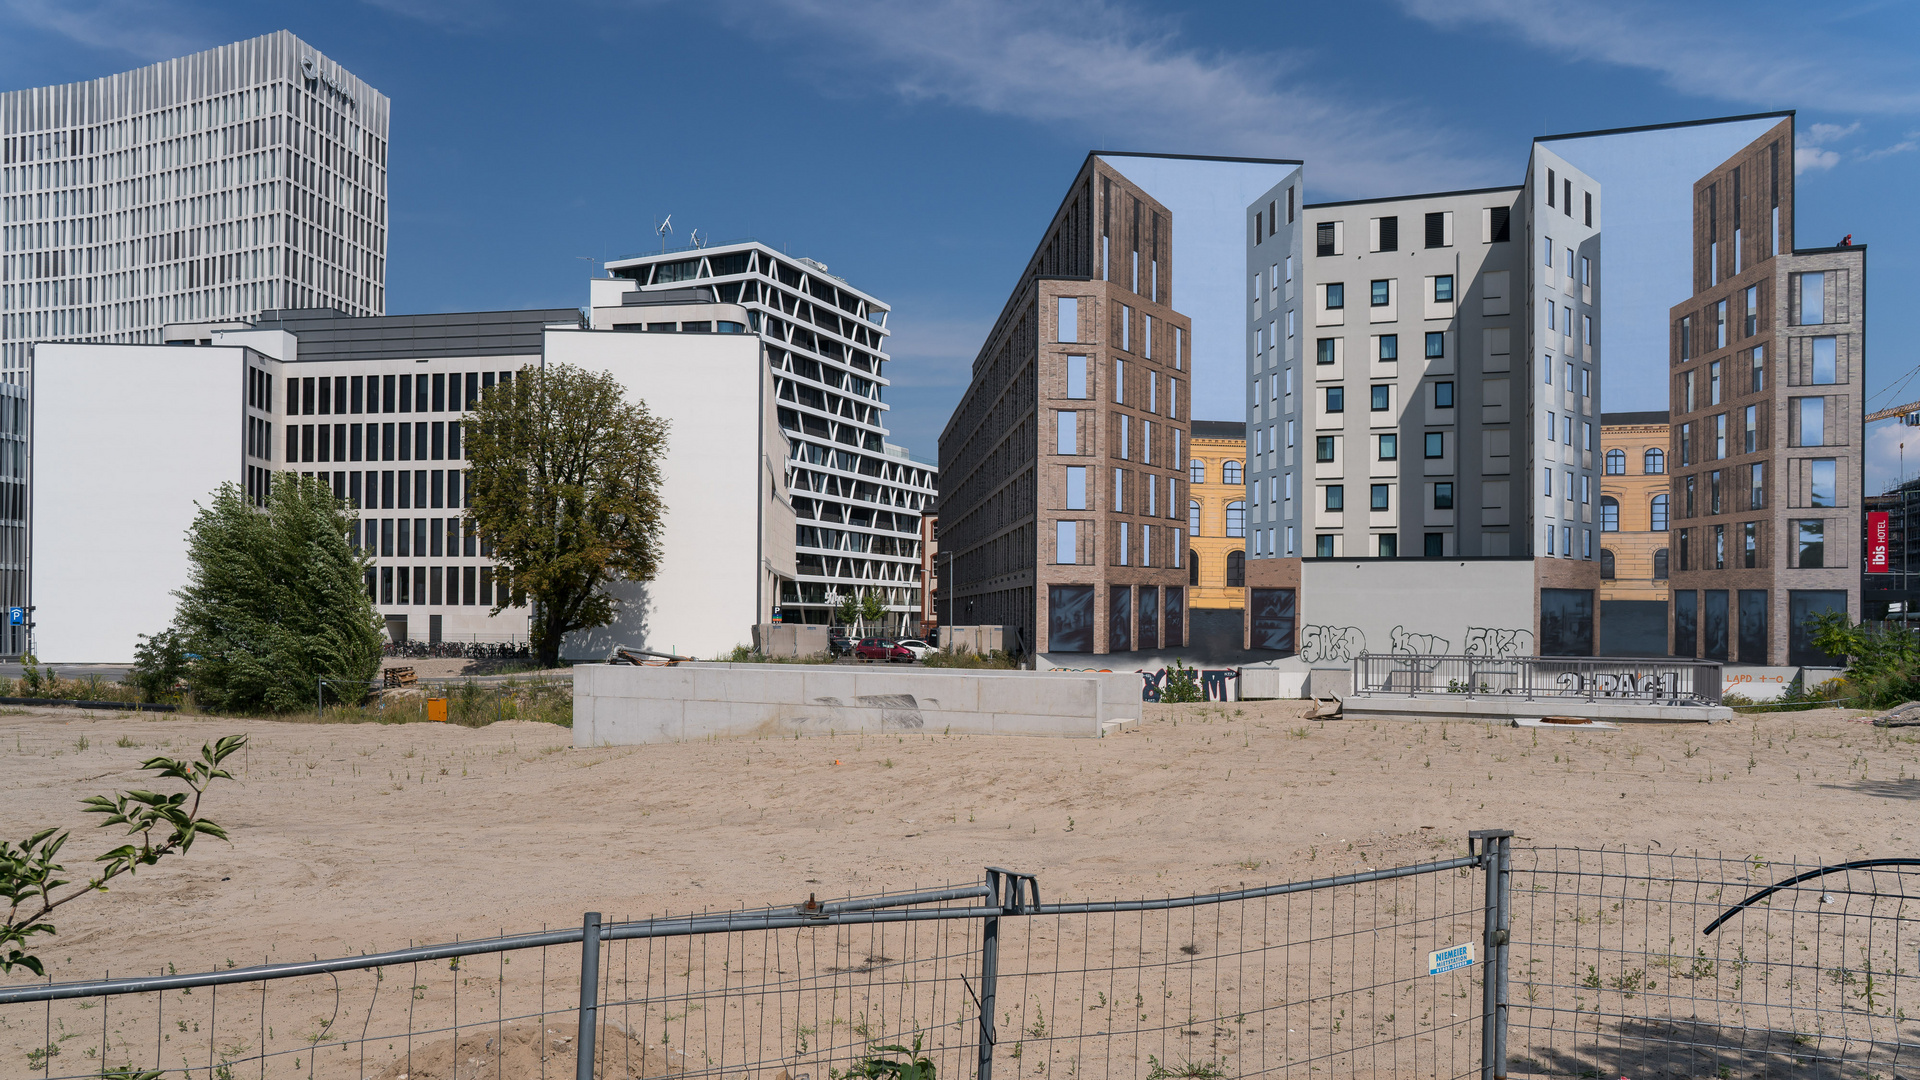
top-left (1868, 511), bottom-right (1891, 572)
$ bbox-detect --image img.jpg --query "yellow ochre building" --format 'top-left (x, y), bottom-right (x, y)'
top-left (1187, 420), bottom-right (1249, 610)
top-left (1598, 411), bottom-right (1672, 655)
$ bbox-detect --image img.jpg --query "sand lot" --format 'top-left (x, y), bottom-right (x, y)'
top-left (1, 701), bottom-right (1912, 974)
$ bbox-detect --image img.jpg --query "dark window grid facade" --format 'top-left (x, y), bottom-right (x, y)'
top-left (605, 247), bottom-right (935, 629)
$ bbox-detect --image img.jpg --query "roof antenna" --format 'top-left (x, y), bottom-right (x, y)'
top-left (655, 214), bottom-right (673, 253)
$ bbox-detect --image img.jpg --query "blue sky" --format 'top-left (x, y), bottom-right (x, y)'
top-left (3, 0), bottom-right (1915, 483)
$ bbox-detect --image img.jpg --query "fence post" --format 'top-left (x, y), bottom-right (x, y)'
top-left (576, 912), bottom-right (602, 1080)
top-left (976, 873), bottom-right (1002, 1080)
top-left (1471, 830), bottom-right (1513, 1080)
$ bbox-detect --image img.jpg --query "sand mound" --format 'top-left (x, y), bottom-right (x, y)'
top-left (372, 1021), bottom-right (685, 1080)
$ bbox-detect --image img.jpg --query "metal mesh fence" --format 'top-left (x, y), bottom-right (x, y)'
top-left (1506, 847), bottom-right (1919, 1080)
top-left (11, 839), bottom-right (1914, 1080)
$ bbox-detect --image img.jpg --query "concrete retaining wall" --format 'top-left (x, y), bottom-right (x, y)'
top-left (574, 664), bottom-right (1143, 745)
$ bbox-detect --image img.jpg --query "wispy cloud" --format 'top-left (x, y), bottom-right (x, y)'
top-left (0, 0), bottom-right (207, 62)
top-left (1398, 0), bottom-right (1920, 115)
top-left (724, 0), bottom-right (1506, 197)
top-left (1858, 133), bottom-right (1920, 162)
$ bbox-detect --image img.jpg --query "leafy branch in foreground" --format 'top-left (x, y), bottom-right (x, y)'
top-left (1, 734), bottom-right (247, 976)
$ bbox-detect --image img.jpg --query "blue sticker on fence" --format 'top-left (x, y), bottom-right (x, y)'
top-left (1427, 942), bottom-right (1475, 975)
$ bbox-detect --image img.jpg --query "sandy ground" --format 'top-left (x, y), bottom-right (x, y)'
top-left (1, 702), bottom-right (1916, 1078)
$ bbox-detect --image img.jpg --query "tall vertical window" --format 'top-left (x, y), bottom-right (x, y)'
top-left (1065, 466), bottom-right (1087, 510)
top-left (1751, 345), bottom-right (1766, 392)
top-left (1744, 286), bottom-right (1759, 337)
top-left (1797, 398), bottom-right (1826, 446)
top-left (1189, 459), bottom-right (1205, 484)
top-left (1121, 306), bottom-right (1132, 351)
top-left (1651, 494), bottom-right (1669, 531)
top-left (1812, 337), bottom-right (1837, 384)
top-left (1055, 521), bottom-right (1077, 564)
top-left (1601, 496), bottom-right (1619, 531)
top-left (1114, 360), bottom-right (1126, 404)
top-left (1810, 459), bottom-right (1836, 508)
top-left (1226, 501), bottom-right (1246, 537)
top-left (1749, 462), bottom-right (1765, 509)
top-left (1223, 460), bottom-right (1243, 485)
top-left (1189, 500), bottom-right (1201, 534)
top-left (1800, 272), bottom-right (1825, 324)
top-left (1065, 355), bottom-right (1087, 398)
top-left (1056, 411), bottom-right (1077, 455)
top-left (1716, 300), bottom-right (1728, 348)
top-left (1057, 297), bottom-right (1079, 342)
top-left (1605, 448), bottom-right (1625, 474)
top-left (1795, 520), bottom-right (1825, 568)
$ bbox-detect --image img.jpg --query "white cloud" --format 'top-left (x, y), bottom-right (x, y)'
top-left (726, 0), bottom-right (1505, 197)
top-left (1796, 147), bottom-right (1841, 173)
top-left (0, 0), bottom-right (206, 61)
top-left (1802, 121), bottom-right (1861, 146)
top-left (1859, 135), bottom-right (1920, 162)
top-left (1864, 421), bottom-right (1920, 496)
top-left (1398, 0), bottom-right (1920, 115)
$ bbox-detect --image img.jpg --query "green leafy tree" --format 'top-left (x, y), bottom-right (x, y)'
top-left (860, 591), bottom-right (888, 637)
top-left (128, 628), bottom-right (189, 703)
top-left (2, 735), bottom-right (246, 975)
top-left (833, 591), bottom-right (860, 632)
top-left (465, 364), bottom-right (670, 668)
top-left (168, 475), bottom-right (382, 712)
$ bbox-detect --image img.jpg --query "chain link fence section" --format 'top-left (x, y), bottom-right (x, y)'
top-left (1506, 847), bottom-right (1919, 1080)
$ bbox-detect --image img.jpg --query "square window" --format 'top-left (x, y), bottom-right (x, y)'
top-left (1370, 484), bottom-right (1389, 511)
top-left (1316, 338), bottom-right (1336, 364)
top-left (1316, 436), bottom-right (1336, 462)
top-left (1425, 432), bottom-right (1444, 459)
top-left (1379, 334), bottom-right (1398, 361)
top-left (1434, 381), bottom-right (1454, 408)
top-left (1378, 533), bottom-right (1398, 558)
top-left (1326, 387), bottom-right (1345, 413)
top-left (1370, 385), bottom-right (1390, 411)
top-left (1379, 434), bottom-right (1397, 460)
top-left (1424, 532), bottom-right (1444, 556)
top-left (1434, 482), bottom-right (1454, 510)
top-left (1315, 534), bottom-right (1334, 557)
top-left (1370, 280), bottom-right (1390, 306)
top-left (1425, 332), bottom-right (1444, 358)
top-left (1326, 485), bottom-right (1345, 511)
top-left (1434, 275), bottom-right (1454, 303)
top-left (1326, 283), bottom-right (1345, 309)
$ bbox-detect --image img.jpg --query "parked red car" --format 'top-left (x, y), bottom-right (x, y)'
top-left (853, 637), bottom-right (914, 663)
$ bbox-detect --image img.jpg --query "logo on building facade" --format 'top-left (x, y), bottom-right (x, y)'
top-left (300, 57), bottom-right (358, 110)
top-left (1868, 511), bottom-right (1891, 573)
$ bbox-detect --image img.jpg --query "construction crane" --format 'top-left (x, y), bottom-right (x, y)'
top-left (1866, 401), bottom-right (1920, 425)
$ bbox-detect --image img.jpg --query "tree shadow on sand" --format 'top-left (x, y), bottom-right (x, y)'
top-left (1508, 1013), bottom-right (1920, 1078)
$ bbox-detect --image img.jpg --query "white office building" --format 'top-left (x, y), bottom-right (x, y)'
top-left (31, 294), bottom-right (806, 663)
top-left (1, 30), bottom-right (388, 373)
top-left (601, 243), bottom-right (937, 631)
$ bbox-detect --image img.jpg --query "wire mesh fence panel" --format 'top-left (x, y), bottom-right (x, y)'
top-left (596, 912), bottom-right (983, 1080)
top-left (1507, 847), bottom-right (1919, 1080)
top-left (1, 938), bottom-right (591, 1080)
top-left (991, 863), bottom-right (1489, 1080)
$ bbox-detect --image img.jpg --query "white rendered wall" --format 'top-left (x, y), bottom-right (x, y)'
top-left (1297, 558), bottom-right (1539, 666)
top-left (31, 344), bottom-right (243, 662)
top-left (549, 329), bottom-right (777, 661)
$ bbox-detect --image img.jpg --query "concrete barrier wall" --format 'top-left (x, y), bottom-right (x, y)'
top-left (574, 664), bottom-right (1142, 745)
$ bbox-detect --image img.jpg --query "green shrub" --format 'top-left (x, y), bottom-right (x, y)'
top-left (921, 646), bottom-right (1019, 669)
top-left (1160, 659), bottom-right (1204, 703)
top-left (1806, 613), bottom-right (1915, 709)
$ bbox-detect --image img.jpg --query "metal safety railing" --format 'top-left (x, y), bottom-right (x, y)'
top-left (1351, 653), bottom-right (1723, 705)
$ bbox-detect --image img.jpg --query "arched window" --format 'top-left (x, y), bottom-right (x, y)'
top-left (1225, 500), bottom-right (1246, 538)
top-left (1644, 448), bottom-right (1665, 474)
top-left (1189, 459), bottom-right (1206, 484)
top-left (1601, 496), bottom-right (1619, 531)
top-left (1188, 500), bottom-right (1201, 534)
top-left (1189, 552), bottom-right (1200, 586)
top-left (1650, 493), bottom-right (1669, 531)
top-left (1653, 548), bottom-right (1669, 580)
top-left (1223, 460), bottom-right (1244, 485)
top-left (1605, 448), bottom-right (1625, 474)
top-left (1600, 549), bottom-right (1616, 579)
top-left (1226, 550), bottom-right (1246, 587)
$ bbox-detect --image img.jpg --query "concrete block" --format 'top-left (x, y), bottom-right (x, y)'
top-left (1721, 666), bottom-right (1799, 702)
top-left (1240, 667), bottom-right (1309, 700)
top-left (978, 675), bottom-right (1095, 718)
top-left (1305, 668), bottom-right (1354, 699)
top-left (993, 711), bottom-right (1097, 738)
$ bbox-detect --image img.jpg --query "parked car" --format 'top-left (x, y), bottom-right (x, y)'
top-left (828, 633), bottom-right (853, 658)
top-left (853, 637), bottom-right (914, 663)
top-left (895, 638), bottom-right (934, 661)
